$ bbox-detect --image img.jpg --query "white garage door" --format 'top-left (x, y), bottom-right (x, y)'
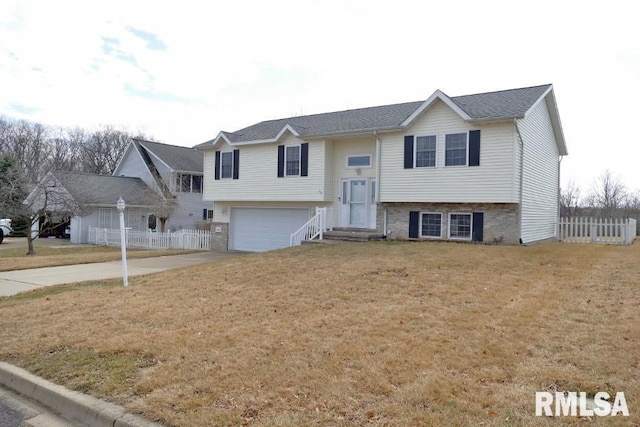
top-left (229, 208), bottom-right (311, 252)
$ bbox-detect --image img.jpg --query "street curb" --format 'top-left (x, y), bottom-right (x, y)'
top-left (0, 361), bottom-right (163, 427)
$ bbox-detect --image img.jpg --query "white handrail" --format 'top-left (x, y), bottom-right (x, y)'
top-left (290, 207), bottom-right (327, 247)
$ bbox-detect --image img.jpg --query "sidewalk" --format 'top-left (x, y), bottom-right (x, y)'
top-left (0, 251), bottom-right (241, 297)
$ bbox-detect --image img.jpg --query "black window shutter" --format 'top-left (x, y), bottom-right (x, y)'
top-left (214, 151), bottom-right (221, 180)
top-left (472, 212), bottom-right (484, 242)
top-left (409, 211), bottom-right (420, 238)
top-left (404, 135), bottom-right (414, 169)
top-left (300, 143), bottom-right (309, 177)
top-left (277, 145), bottom-right (285, 177)
top-left (232, 149), bottom-right (239, 179)
top-left (202, 208), bottom-right (207, 220)
top-left (469, 130), bottom-right (481, 167)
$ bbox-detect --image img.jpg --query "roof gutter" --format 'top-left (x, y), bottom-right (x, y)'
top-left (466, 114), bottom-right (525, 124)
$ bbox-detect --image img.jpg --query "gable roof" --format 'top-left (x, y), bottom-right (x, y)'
top-left (51, 171), bottom-right (158, 207)
top-left (198, 84), bottom-right (562, 149)
top-left (133, 139), bottom-right (204, 173)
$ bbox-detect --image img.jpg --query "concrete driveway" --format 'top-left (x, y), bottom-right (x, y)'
top-left (0, 251), bottom-right (242, 297)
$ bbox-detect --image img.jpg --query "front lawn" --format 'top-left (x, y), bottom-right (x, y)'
top-left (0, 237), bottom-right (195, 271)
top-left (0, 241), bottom-right (638, 426)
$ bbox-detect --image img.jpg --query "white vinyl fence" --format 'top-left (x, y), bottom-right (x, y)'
top-left (558, 217), bottom-right (637, 245)
top-left (89, 227), bottom-right (211, 250)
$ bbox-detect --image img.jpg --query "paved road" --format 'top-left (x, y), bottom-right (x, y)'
top-left (0, 251), bottom-right (242, 297)
top-left (0, 385), bottom-right (71, 426)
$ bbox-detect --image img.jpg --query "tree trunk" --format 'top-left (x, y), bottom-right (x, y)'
top-left (26, 217), bottom-right (37, 255)
top-left (26, 233), bottom-right (35, 255)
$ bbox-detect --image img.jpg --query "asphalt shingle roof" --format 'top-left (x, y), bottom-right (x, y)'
top-left (211, 84), bottom-right (551, 144)
top-left (451, 84), bottom-right (550, 120)
top-left (134, 139), bottom-right (203, 173)
top-left (52, 171), bottom-right (158, 206)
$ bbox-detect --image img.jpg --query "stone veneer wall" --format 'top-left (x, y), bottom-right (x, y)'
top-left (209, 222), bottom-right (229, 250)
top-left (378, 203), bottom-right (521, 245)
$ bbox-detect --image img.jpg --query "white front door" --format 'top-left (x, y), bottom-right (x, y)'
top-left (340, 178), bottom-right (375, 228)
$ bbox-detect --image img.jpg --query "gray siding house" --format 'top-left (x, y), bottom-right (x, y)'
top-left (198, 84), bottom-right (567, 251)
top-left (28, 140), bottom-right (209, 244)
top-left (26, 171), bottom-right (159, 244)
top-left (113, 139), bottom-right (209, 232)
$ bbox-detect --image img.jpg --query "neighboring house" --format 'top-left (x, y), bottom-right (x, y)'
top-left (113, 139), bottom-right (210, 232)
top-left (26, 171), bottom-right (158, 244)
top-left (197, 84), bottom-right (567, 251)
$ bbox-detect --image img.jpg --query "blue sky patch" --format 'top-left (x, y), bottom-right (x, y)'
top-left (126, 26), bottom-right (167, 51)
top-left (10, 103), bottom-right (39, 115)
top-left (123, 83), bottom-right (199, 105)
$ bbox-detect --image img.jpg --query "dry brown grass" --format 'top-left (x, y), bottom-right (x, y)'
top-left (0, 238), bottom-right (194, 271)
top-left (0, 241), bottom-right (639, 426)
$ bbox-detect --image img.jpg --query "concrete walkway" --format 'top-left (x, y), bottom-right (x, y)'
top-left (0, 251), bottom-right (242, 297)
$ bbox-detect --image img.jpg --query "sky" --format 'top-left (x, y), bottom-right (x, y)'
top-left (1, 0), bottom-right (638, 195)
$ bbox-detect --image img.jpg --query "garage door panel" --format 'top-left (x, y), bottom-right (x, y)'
top-left (230, 208), bottom-right (310, 251)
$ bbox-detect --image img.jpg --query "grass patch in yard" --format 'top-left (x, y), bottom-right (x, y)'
top-left (0, 241), bottom-right (639, 426)
top-left (0, 238), bottom-right (195, 271)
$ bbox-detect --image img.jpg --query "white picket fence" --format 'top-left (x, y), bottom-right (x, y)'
top-left (89, 227), bottom-right (211, 250)
top-left (558, 217), bottom-right (637, 245)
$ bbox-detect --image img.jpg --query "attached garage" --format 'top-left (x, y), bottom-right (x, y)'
top-left (229, 207), bottom-right (311, 251)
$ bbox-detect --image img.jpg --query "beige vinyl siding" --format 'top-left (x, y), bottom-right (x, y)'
top-left (324, 139), bottom-right (334, 202)
top-left (211, 201), bottom-right (319, 223)
top-left (202, 133), bottom-right (327, 202)
top-left (518, 98), bottom-right (560, 244)
top-left (379, 100), bottom-right (517, 203)
top-left (330, 137), bottom-right (377, 226)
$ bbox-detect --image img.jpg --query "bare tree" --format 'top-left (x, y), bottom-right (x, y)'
top-left (21, 172), bottom-right (88, 255)
top-left (1, 118), bottom-right (51, 182)
top-left (624, 190), bottom-right (640, 212)
top-left (80, 125), bottom-right (132, 174)
top-left (560, 180), bottom-right (581, 216)
top-left (586, 170), bottom-right (627, 217)
top-left (46, 127), bottom-right (83, 172)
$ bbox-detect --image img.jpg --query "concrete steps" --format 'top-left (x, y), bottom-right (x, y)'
top-left (321, 228), bottom-right (385, 242)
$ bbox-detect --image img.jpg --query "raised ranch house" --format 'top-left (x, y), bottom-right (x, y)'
top-left (198, 84), bottom-right (567, 252)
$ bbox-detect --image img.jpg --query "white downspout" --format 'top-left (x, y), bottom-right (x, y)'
top-left (514, 118), bottom-right (524, 244)
top-left (374, 130), bottom-right (385, 236)
top-left (557, 156), bottom-right (563, 241)
top-left (374, 130), bottom-right (381, 203)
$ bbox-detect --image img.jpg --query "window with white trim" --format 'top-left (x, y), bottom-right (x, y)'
top-left (220, 151), bottom-right (233, 179)
top-left (175, 173), bottom-right (203, 193)
top-left (98, 208), bottom-right (113, 228)
top-left (127, 208), bottom-right (141, 230)
top-left (285, 145), bottom-right (300, 176)
top-left (347, 155), bottom-right (372, 167)
top-left (206, 209), bottom-right (214, 220)
top-left (445, 133), bottom-right (467, 166)
top-left (449, 213), bottom-right (472, 239)
top-left (415, 136), bottom-right (436, 167)
top-left (420, 212), bottom-right (442, 238)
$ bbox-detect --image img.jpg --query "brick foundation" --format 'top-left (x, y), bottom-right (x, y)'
top-left (378, 203), bottom-right (520, 245)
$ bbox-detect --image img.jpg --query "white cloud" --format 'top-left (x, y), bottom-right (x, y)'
top-left (1, 0), bottom-right (639, 192)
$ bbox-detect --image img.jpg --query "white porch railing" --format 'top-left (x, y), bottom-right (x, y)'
top-left (558, 217), bottom-right (637, 245)
top-left (290, 207), bottom-right (332, 247)
top-left (89, 227), bottom-right (211, 250)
